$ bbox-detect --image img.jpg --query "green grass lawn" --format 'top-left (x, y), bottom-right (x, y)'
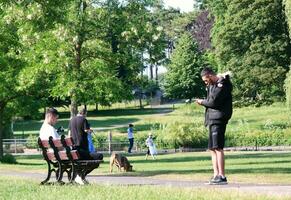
top-left (0, 176), bottom-right (282, 200)
top-left (1, 151), bottom-right (291, 185)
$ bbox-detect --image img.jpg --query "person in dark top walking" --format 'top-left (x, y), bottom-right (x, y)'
top-left (195, 67), bottom-right (233, 185)
top-left (68, 108), bottom-right (103, 184)
top-left (68, 108), bottom-right (103, 160)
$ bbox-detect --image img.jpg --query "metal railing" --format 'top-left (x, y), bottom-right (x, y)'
top-left (3, 138), bottom-right (38, 154)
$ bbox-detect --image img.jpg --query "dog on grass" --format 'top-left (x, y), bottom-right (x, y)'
top-left (109, 153), bottom-right (133, 172)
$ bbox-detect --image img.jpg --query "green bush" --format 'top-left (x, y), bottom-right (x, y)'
top-left (0, 154), bottom-right (17, 164)
top-left (226, 130), bottom-right (289, 147)
top-left (92, 133), bottom-right (107, 148)
top-left (156, 121), bottom-right (207, 148)
top-left (26, 134), bottom-right (38, 149)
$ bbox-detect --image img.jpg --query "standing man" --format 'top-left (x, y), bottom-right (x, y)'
top-left (195, 67), bottom-right (233, 185)
top-left (39, 108), bottom-right (60, 140)
top-left (127, 124), bottom-right (134, 153)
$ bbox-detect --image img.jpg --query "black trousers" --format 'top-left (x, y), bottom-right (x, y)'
top-left (128, 138), bottom-right (134, 153)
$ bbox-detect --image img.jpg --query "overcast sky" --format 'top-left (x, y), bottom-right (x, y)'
top-left (163, 0), bottom-right (194, 13)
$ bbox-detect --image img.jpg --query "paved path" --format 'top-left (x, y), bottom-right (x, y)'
top-left (1, 170), bottom-right (291, 197)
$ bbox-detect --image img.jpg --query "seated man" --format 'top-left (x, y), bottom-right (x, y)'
top-left (39, 108), bottom-right (60, 140)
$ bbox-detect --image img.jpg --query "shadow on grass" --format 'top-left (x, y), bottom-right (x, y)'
top-left (225, 152), bottom-right (291, 160)
top-left (114, 123), bottom-right (161, 133)
top-left (130, 156), bottom-right (210, 164)
top-left (15, 155), bottom-right (43, 160)
top-left (99, 166), bottom-right (291, 178)
top-left (50, 107), bottom-right (173, 118)
top-left (88, 108), bottom-right (173, 117)
top-left (98, 152), bottom-right (291, 177)
top-left (16, 162), bottom-right (45, 166)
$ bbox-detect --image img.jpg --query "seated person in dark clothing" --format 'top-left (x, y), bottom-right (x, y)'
top-left (68, 108), bottom-right (103, 184)
top-left (68, 108), bottom-right (103, 161)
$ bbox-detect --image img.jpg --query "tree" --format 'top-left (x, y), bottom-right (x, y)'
top-left (188, 10), bottom-right (214, 52)
top-left (164, 32), bottom-right (205, 100)
top-left (0, 3), bottom-right (49, 158)
top-left (284, 0), bottom-right (291, 112)
top-left (209, 0), bottom-right (291, 102)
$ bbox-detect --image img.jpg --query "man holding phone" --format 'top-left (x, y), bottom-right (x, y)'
top-left (195, 67), bottom-right (233, 185)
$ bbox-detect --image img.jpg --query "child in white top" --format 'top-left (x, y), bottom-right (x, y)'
top-left (145, 133), bottom-right (157, 160)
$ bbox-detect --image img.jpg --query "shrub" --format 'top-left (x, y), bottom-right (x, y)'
top-left (92, 133), bottom-right (107, 148)
top-left (156, 121), bottom-right (207, 148)
top-left (26, 134), bottom-right (38, 149)
top-left (0, 154), bottom-right (17, 164)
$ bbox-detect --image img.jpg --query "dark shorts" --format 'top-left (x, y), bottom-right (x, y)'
top-left (208, 124), bottom-right (226, 150)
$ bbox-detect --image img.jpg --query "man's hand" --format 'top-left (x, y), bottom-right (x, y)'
top-left (195, 99), bottom-right (203, 105)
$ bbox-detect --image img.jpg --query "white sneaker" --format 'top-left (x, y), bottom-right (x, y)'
top-left (75, 175), bottom-right (84, 185)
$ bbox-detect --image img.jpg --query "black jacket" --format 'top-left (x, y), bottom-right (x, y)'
top-left (201, 75), bottom-right (233, 126)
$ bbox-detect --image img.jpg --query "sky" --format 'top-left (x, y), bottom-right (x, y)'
top-left (163, 0), bottom-right (195, 13)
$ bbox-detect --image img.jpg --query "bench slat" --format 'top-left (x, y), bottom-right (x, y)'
top-left (46, 152), bottom-right (56, 161)
top-left (52, 139), bottom-right (63, 148)
top-left (58, 151), bottom-right (69, 160)
top-left (41, 140), bottom-right (50, 148)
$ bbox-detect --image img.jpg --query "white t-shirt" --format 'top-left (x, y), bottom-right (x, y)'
top-left (39, 121), bottom-right (60, 140)
top-left (127, 127), bottom-right (134, 139)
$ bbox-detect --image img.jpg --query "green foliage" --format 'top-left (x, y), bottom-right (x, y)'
top-left (209, 0), bottom-right (291, 102)
top-left (156, 121), bottom-right (208, 148)
top-left (284, 0), bottom-right (291, 115)
top-left (25, 134), bottom-right (38, 149)
top-left (0, 153), bottom-right (17, 164)
top-left (164, 32), bottom-right (205, 100)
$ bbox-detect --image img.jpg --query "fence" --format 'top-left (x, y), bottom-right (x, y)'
top-left (4, 138), bottom-right (291, 155)
top-left (3, 138), bottom-right (38, 154)
top-left (2, 138), bottom-right (153, 155)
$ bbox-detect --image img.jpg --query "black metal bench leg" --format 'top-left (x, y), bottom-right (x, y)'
top-left (41, 161), bottom-right (52, 185)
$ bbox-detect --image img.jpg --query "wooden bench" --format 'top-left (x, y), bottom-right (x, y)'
top-left (60, 135), bottom-right (103, 183)
top-left (39, 135), bottom-right (103, 185)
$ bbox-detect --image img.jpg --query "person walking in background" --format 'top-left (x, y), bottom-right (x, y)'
top-left (195, 67), bottom-right (233, 185)
top-left (145, 133), bottom-right (157, 160)
top-left (127, 124), bottom-right (134, 153)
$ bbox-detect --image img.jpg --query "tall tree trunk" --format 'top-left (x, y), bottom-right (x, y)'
top-left (155, 64), bottom-right (158, 83)
top-left (84, 104), bottom-right (87, 111)
top-left (0, 107), bottom-right (4, 159)
top-left (149, 64), bottom-right (154, 80)
top-left (95, 103), bottom-right (98, 111)
top-left (70, 95), bottom-right (78, 118)
top-left (139, 92), bottom-right (143, 109)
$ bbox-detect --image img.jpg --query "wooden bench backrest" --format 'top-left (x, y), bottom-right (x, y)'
top-left (60, 135), bottom-right (80, 161)
top-left (49, 136), bottom-right (70, 161)
top-left (38, 137), bottom-right (56, 161)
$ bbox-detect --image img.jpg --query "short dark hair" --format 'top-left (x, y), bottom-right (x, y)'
top-left (201, 67), bottom-right (216, 77)
top-left (79, 108), bottom-right (87, 115)
top-left (46, 107), bottom-right (59, 116)
top-left (129, 124), bottom-right (134, 127)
